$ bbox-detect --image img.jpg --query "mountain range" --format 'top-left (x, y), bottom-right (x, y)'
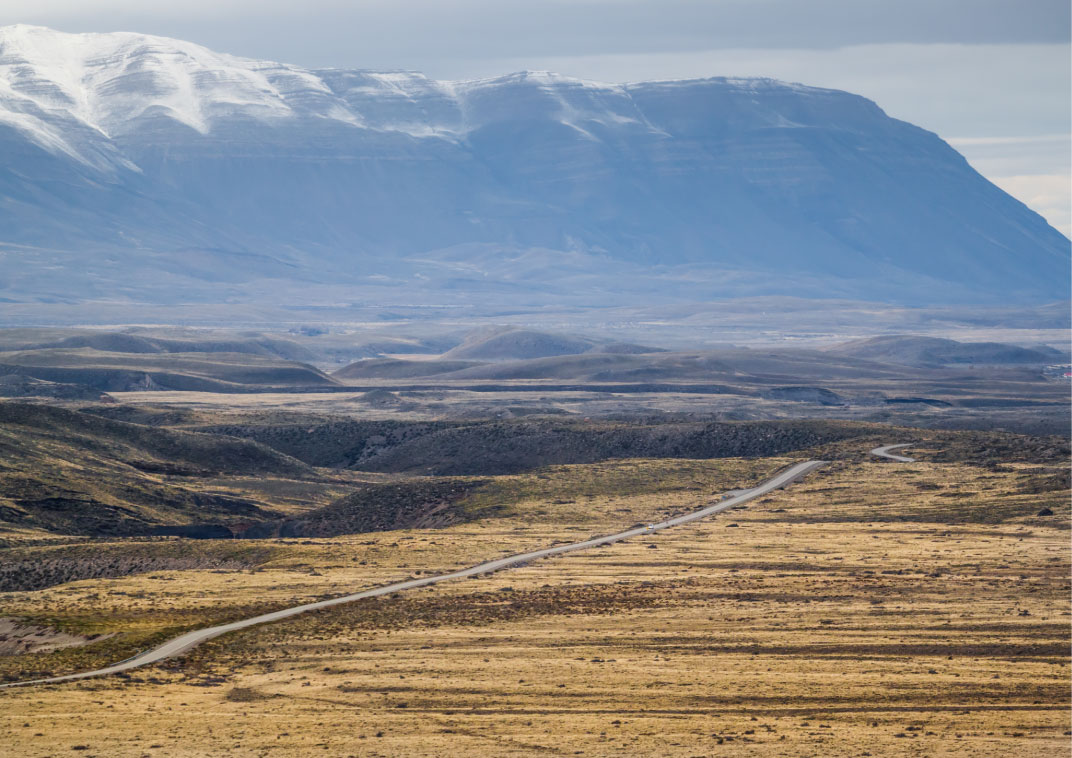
top-left (0, 24), bottom-right (1067, 310)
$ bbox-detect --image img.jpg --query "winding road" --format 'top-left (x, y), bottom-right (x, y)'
top-left (1, 459), bottom-right (828, 689)
top-left (870, 443), bottom-right (916, 462)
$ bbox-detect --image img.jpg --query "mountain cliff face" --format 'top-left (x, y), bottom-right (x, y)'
top-left (0, 24), bottom-right (1067, 308)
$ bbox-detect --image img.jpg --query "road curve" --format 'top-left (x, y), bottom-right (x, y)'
top-left (1, 459), bottom-right (825, 689)
top-left (871, 443), bottom-right (916, 462)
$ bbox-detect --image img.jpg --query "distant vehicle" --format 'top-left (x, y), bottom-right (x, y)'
top-left (646, 524), bottom-right (655, 530)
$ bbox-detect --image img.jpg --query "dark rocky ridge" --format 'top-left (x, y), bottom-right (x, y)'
top-left (243, 479), bottom-right (490, 538)
top-left (206, 418), bottom-right (872, 476)
top-left (0, 403), bottom-right (314, 536)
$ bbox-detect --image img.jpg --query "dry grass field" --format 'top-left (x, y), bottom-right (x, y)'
top-left (0, 450), bottom-right (1068, 757)
top-left (0, 457), bottom-right (783, 683)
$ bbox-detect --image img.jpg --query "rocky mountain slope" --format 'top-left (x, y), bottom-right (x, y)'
top-left (0, 24), bottom-right (1068, 307)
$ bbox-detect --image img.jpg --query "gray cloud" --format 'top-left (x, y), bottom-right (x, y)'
top-left (465, 43), bottom-right (1069, 138)
top-left (3, 0), bottom-right (1069, 69)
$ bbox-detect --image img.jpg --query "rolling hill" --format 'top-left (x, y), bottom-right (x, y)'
top-left (334, 348), bottom-right (915, 384)
top-left (0, 403), bottom-right (314, 535)
top-left (827, 335), bottom-right (1067, 367)
top-left (333, 358), bottom-right (484, 380)
top-left (0, 349), bottom-right (337, 392)
top-left (26, 334), bottom-right (319, 362)
top-left (442, 328), bottom-right (601, 361)
top-left (440, 327), bottom-right (658, 361)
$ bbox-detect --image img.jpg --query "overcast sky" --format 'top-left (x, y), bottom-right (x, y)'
top-left (4, 0), bottom-right (1068, 235)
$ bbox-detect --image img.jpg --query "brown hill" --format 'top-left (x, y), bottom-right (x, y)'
top-left (205, 417), bottom-right (872, 476)
top-left (334, 358), bottom-right (483, 380)
top-left (0, 349), bottom-right (337, 391)
top-left (827, 335), bottom-right (1065, 367)
top-left (0, 403), bottom-right (314, 536)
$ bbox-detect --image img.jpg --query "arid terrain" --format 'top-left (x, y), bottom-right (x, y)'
top-left (0, 324), bottom-right (1068, 756)
top-left (0, 325), bottom-right (1068, 435)
top-left (0, 422), bottom-right (1068, 755)
top-left (0, 7), bottom-right (1068, 754)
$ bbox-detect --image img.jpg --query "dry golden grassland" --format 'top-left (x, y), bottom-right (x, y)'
top-left (0, 452), bottom-right (1068, 757)
top-left (0, 457), bottom-right (781, 683)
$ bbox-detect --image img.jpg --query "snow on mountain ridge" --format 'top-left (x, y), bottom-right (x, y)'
top-left (0, 25), bottom-right (325, 135)
top-left (6, 26), bottom-right (1061, 308)
top-left (0, 25), bottom-right (839, 164)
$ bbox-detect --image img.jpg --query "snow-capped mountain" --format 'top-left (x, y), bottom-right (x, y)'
top-left (0, 24), bottom-right (1067, 308)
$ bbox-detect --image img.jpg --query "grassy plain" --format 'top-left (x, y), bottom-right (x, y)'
top-left (0, 448), bottom-right (1067, 756)
top-left (0, 457), bottom-right (782, 682)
